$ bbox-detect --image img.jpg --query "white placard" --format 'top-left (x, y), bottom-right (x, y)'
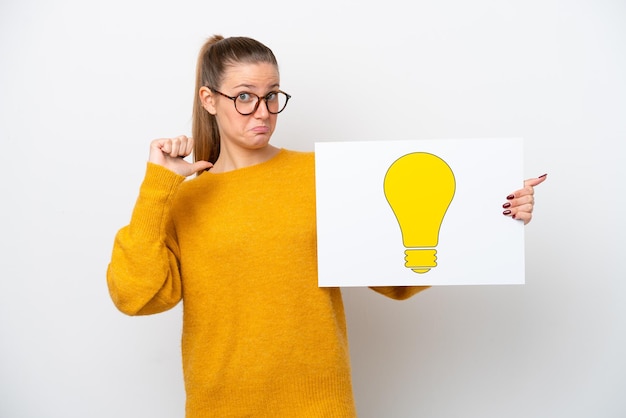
top-left (315, 138), bottom-right (525, 286)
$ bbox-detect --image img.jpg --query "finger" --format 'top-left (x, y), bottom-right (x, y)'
top-left (184, 137), bottom-right (195, 156)
top-left (502, 203), bottom-right (532, 218)
top-left (504, 194), bottom-right (534, 209)
top-left (503, 203), bottom-right (533, 224)
top-left (524, 173), bottom-right (548, 188)
top-left (176, 135), bottom-right (195, 157)
top-left (512, 202), bottom-right (534, 215)
top-left (149, 139), bottom-right (168, 165)
top-left (162, 141), bottom-right (173, 156)
top-left (176, 135), bottom-right (192, 157)
top-left (506, 174), bottom-right (547, 199)
top-left (505, 184), bottom-right (535, 200)
top-left (179, 135), bottom-right (195, 157)
top-left (169, 136), bottom-right (184, 157)
top-left (151, 138), bottom-right (172, 154)
top-left (191, 160), bottom-right (214, 173)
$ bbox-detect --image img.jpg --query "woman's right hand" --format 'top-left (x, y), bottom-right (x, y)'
top-left (148, 135), bottom-right (213, 177)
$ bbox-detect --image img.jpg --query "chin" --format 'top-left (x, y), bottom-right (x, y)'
top-left (248, 135), bottom-right (273, 148)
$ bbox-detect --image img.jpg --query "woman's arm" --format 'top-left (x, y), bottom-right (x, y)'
top-left (107, 163), bottom-right (186, 315)
top-left (107, 136), bottom-right (213, 315)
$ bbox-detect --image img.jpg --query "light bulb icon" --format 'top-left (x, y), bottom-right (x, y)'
top-left (383, 152), bottom-right (456, 274)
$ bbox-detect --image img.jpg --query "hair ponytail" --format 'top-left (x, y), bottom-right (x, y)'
top-left (192, 35), bottom-right (224, 168)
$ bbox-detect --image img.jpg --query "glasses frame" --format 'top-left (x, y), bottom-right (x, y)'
top-left (208, 87), bottom-right (291, 115)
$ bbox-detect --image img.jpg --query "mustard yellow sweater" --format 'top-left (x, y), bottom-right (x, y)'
top-left (107, 149), bottom-right (426, 417)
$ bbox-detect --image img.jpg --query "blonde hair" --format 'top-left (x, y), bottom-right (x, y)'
top-left (192, 35), bottom-right (279, 168)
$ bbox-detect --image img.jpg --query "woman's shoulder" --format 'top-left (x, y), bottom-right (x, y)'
top-left (281, 148), bottom-right (314, 157)
top-left (280, 148), bottom-right (315, 164)
top-left (276, 148), bottom-right (315, 173)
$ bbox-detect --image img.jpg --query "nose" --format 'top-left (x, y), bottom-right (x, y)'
top-left (252, 97), bottom-right (270, 118)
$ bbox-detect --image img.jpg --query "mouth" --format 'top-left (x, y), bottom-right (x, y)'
top-left (251, 125), bottom-right (270, 134)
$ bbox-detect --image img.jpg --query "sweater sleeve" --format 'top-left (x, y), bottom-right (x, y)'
top-left (369, 286), bottom-right (430, 300)
top-left (106, 163), bottom-right (186, 316)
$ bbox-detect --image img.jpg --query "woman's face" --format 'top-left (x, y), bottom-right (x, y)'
top-left (206, 62), bottom-right (280, 153)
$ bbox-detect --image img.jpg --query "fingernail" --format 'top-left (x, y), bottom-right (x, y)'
top-left (506, 194), bottom-right (514, 200)
top-left (512, 214), bottom-right (517, 219)
top-left (502, 202), bottom-right (511, 208)
top-left (538, 173), bottom-right (547, 178)
top-left (503, 210), bottom-right (512, 215)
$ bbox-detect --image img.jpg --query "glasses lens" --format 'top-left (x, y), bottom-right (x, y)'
top-left (234, 92), bottom-right (289, 115)
top-left (266, 92), bottom-right (289, 114)
top-left (234, 93), bottom-right (259, 115)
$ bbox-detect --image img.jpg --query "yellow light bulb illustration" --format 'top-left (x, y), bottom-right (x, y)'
top-left (383, 152), bottom-right (456, 274)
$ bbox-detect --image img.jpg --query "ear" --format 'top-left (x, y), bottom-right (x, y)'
top-left (199, 86), bottom-right (217, 115)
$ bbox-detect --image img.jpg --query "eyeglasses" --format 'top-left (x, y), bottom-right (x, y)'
top-left (208, 88), bottom-right (291, 115)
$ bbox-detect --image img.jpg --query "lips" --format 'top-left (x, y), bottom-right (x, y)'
top-left (251, 125), bottom-right (270, 134)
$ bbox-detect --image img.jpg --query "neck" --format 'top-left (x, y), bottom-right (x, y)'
top-left (210, 144), bottom-right (280, 173)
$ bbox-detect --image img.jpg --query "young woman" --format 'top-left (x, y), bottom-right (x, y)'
top-left (107, 35), bottom-right (546, 417)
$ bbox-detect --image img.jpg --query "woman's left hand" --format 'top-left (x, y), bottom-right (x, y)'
top-left (502, 174), bottom-right (547, 225)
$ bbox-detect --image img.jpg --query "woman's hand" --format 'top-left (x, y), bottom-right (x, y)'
top-left (502, 174), bottom-right (547, 225)
top-left (148, 135), bottom-right (213, 177)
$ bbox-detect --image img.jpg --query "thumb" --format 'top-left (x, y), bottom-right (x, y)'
top-left (524, 173), bottom-right (548, 188)
top-left (190, 160), bottom-right (214, 173)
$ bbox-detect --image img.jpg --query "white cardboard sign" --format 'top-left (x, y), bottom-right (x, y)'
top-left (315, 138), bottom-right (525, 287)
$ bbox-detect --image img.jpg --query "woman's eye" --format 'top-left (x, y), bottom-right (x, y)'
top-left (266, 92), bottom-right (277, 101)
top-left (237, 93), bottom-right (253, 102)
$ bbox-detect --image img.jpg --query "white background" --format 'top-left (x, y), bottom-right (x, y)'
top-left (1, 1), bottom-right (625, 417)
top-left (316, 138), bottom-right (525, 286)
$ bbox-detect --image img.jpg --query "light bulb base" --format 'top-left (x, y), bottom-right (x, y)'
top-left (405, 249), bottom-right (437, 274)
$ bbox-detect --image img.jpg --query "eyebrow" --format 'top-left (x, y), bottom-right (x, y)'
top-left (232, 83), bottom-right (280, 91)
